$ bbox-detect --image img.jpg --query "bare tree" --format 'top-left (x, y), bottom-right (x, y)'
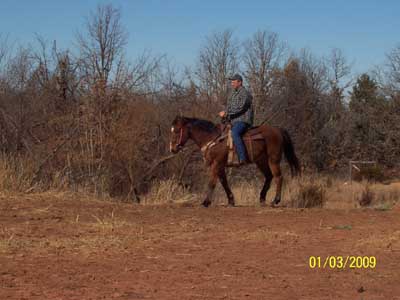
top-left (196, 29), bottom-right (239, 105)
top-left (0, 34), bottom-right (12, 99)
top-left (53, 48), bottom-right (79, 103)
top-left (326, 48), bottom-right (352, 101)
top-left (299, 48), bottom-right (329, 94)
top-left (327, 49), bottom-right (351, 87)
top-left (121, 51), bottom-right (164, 94)
top-left (386, 44), bottom-right (400, 91)
top-left (323, 48), bottom-right (352, 122)
top-left (77, 4), bottom-right (127, 93)
top-left (30, 35), bottom-right (52, 90)
top-left (243, 30), bottom-right (286, 122)
top-left (0, 34), bottom-right (11, 73)
top-left (2, 46), bottom-right (36, 151)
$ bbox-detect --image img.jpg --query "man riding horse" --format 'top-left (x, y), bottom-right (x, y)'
top-left (219, 74), bottom-right (254, 166)
top-left (169, 74), bottom-right (300, 207)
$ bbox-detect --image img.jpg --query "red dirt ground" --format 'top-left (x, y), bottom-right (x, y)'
top-left (1, 193), bottom-right (399, 300)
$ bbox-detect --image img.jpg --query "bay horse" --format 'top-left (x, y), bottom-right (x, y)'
top-left (169, 116), bottom-right (300, 207)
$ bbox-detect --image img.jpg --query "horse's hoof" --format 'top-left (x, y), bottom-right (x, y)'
top-left (271, 199), bottom-right (281, 208)
top-left (272, 197), bottom-right (281, 206)
top-left (260, 201), bottom-right (267, 207)
top-left (228, 201), bottom-right (235, 207)
top-left (202, 200), bottom-right (211, 207)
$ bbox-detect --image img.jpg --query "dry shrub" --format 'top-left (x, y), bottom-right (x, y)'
top-left (359, 185), bottom-right (374, 206)
top-left (325, 176), bottom-right (334, 188)
top-left (142, 178), bottom-right (195, 205)
top-left (105, 98), bottom-right (174, 199)
top-left (0, 152), bottom-right (107, 195)
top-left (353, 165), bottom-right (385, 182)
top-left (286, 176), bottom-right (325, 208)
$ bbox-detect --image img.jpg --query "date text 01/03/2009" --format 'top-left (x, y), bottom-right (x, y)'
top-left (308, 256), bottom-right (377, 269)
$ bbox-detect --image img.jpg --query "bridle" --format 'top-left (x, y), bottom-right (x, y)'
top-left (171, 124), bottom-right (190, 152)
top-left (175, 127), bottom-right (184, 150)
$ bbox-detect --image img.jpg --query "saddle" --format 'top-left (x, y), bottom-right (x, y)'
top-left (201, 123), bottom-right (264, 166)
top-left (227, 125), bottom-right (264, 165)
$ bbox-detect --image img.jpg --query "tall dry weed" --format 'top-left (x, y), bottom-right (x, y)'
top-left (0, 154), bottom-right (36, 193)
top-left (142, 178), bottom-right (195, 205)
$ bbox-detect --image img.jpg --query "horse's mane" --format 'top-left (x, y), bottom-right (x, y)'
top-left (189, 118), bottom-right (218, 133)
top-left (173, 116), bottom-right (219, 133)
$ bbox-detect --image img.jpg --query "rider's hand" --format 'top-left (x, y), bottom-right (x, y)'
top-left (218, 111), bottom-right (226, 118)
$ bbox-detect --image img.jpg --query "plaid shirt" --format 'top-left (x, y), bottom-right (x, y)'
top-left (226, 86), bottom-right (254, 125)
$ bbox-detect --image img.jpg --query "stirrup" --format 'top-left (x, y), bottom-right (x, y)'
top-left (230, 159), bottom-right (248, 167)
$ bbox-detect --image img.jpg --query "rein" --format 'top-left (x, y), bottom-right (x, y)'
top-left (178, 127), bottom-right (184, 146)
top-left (174, 119), bottom-right (226, 157)
top-left (200, 126), bottom-right (227, 155)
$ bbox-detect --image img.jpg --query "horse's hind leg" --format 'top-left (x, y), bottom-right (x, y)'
top-left (218, 168), bottom-right (235, 206)
top-left (256, 159), bottom-right (273, 207)
top-left (269, 159), bottom-right (283, 207)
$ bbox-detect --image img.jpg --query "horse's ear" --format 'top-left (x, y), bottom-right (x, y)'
top-left (173, 114), bottom-right (185, 125)
top-left (176, 111), bottom-right (188, 124)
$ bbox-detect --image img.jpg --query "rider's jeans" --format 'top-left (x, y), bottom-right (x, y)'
top-left (231, 121), bottom-right (250, 162)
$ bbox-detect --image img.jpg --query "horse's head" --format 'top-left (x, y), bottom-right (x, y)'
top-left (170, 116), bottom-right (191, 154)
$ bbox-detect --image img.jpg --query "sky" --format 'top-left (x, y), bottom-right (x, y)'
top-left (1, 0), bottom-right (399, 76)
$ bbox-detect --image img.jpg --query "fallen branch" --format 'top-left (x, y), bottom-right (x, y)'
top-left (132, 144), bottom-right (197, 203)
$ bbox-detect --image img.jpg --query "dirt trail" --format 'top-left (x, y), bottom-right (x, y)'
top-left (1, 193), bottom-right (399, 299)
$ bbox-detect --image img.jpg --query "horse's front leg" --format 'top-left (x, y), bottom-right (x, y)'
top-left (202, 162), bottom-right (219, 207)
top-left (218, 168), bottom-right (235, 206)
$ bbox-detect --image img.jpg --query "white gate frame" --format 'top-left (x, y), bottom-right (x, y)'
top-left (349, 160), bottom-right (377, 183)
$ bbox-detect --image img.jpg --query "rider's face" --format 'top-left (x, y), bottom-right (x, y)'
top-left (230, 80), bottom-right (242, 90)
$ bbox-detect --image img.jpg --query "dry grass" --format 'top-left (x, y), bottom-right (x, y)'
top-left (0, 231), bottom-right (142, 255)
top-left (143, 175), bottom-right (400, 210)
top-left (141, 178), bottom-right (196, 205)
top-left (0, 150), bottom-right (398, 211)
top-left (0, 153), bottom-right (35, 193)
top-left (230, 227), bottom-right (299, 242)
top-left (356, 230), bottom-right (400, 251)
top-left (0, 227), bottom-right (16, 254)
top-left (282, 176), bottom-right (400, 210)
top-left (327, 180), bottom-right (400, 209)
top-left (0, 206), bottom-right (144, 255)
top-left (230, 181), bottom-right (260, 206)
top-left (88, 210), bottom-right (137, 235)
top-left (0, 153), bottom-right (128, 198)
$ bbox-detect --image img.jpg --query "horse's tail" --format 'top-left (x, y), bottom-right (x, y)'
top-left (281, 129), bottom-right (301, 177)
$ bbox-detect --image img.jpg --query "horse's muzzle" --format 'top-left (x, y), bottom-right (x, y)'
top-left (170, 144), bottom-right (183, 154)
